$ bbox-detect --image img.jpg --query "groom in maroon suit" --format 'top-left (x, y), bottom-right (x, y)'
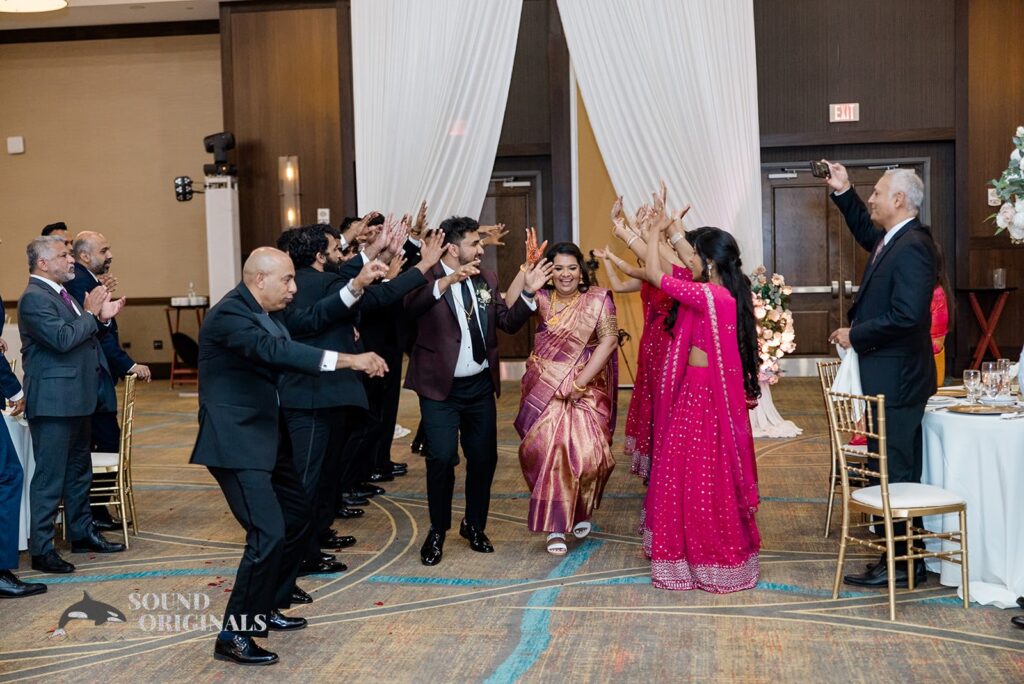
top-left (404, 217), bottom-right (547, 565)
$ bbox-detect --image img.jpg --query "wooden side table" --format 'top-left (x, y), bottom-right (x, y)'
top-left (165, 305), bottom-right (207, 388)
top-left (957, 287), bottom-right (1017, 370)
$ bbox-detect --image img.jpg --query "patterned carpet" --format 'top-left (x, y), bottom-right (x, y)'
top-left (1, 378), bottom-right (1022, 683)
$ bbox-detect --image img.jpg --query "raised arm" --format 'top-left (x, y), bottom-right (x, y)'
top-left (593, 247), bottom-right (642, 294)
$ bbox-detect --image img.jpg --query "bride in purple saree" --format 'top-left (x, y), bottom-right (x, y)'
top-left (512, 242), bottom-right (619, 555)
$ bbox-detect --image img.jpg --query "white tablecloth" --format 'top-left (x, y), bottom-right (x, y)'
top-left (1, 322), bottom-right (23, 383)
top-left (922, 405), bottom-right (1024, 608)
top-left (4, 413), bottom-right (33, 552)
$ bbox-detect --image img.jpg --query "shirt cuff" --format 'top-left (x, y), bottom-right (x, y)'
top-left (339, 285), bottom-right (362, 308)
top-left (520, 293), bottom-right (537, 311)
top-left (433, 281), bottom-right (443, 300)
top-left (320, 350), bottom-right (338, 372)
top-left (340, 235), bottom-right (348, 250)
top-left (8, 389), bottom-right (23, 402)
top-left (833, 186), bottom-right (850, 197)
top-left (359, 251), bottom-right (370, 264)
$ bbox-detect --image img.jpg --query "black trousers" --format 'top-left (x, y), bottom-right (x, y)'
top-left (28, 416), bottom-right (94, 555)
top-left (89, 411), bottom-right (120, 520)
top-left (867, 402), bottom-right (926, 557)
top-left (283, 406), bottom-right (353, 561)
top-left (344, 356), bottom-right (404, 489)
top-left (208, 441), bottom-right (310, 637)
top-left (418, 371), bottom-right (497, 532)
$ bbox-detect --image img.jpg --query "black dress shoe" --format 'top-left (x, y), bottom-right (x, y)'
top-left (214, 632), bottom-right (278, 665)
top-left (92, 518), bottom-right (123, 532)
top-left (459, 520), bottom-right (494, 553)
top-left (31, 550), bottom-right (75, 574)
top-left (410, 439), bottom-right (423, 454)
top-left (359, 483), bottom-right (387, 496)
top-left (1012, 616), bottom-right (1024, 629)
top-left (420, 529), bottom-right (445, 566)
top-left (1016, 596), bottom-right (1024, 610)
top-left (368, 470), bottom-right (394, 483)
top-left (390, 460), bottom-right (408, 470)
top-left (844, 559), bottom-right (927, 588)
top-left (296, 559), bottom-right (347, 576)
top-left (70, 528), bottom-right (126, 554)
top-left (320, 533), bottom-right (357, 550)
top-left (341, 493), bottom-right (370, 506)
top-left (318, 552), bottom-right (337, 563)
top-left (290, 586), bottom-right (312, 604)
top-left (267, 609), bottom-right (307, 631)
top-left (335, 507), bottom-right (365, 519)
top-left (0, 570), bottom-right (47, 598)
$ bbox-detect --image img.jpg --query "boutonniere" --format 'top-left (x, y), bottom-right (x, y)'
top-left (475, 283), bottom-right (492, 306)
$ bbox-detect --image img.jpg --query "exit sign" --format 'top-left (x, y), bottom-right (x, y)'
top-left (830, 102), bottom-right (860, 122)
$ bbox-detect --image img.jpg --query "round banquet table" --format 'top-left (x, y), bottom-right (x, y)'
top-left (3, 412), bottom-right (34, 552)
top-left (921, 400), bottom-right (1024, 608)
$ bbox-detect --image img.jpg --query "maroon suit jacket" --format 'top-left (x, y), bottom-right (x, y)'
top-left (404, 264), bottom-right (533, 401)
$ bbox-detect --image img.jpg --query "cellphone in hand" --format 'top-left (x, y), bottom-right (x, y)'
top-left (810, 161), bottom-right (831, 179)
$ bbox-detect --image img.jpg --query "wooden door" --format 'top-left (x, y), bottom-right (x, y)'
top-left (479, 177), bottom-right (541, 358)
top-left (761, 162), bottom-right (925, 357)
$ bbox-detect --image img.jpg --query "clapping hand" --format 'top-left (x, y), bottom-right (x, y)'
top-left (98, 273), bottom-right (119, 295)
top-left (411, 201), bottom-right (428, 240)
top-left (524, 258), bottom-right (554, 293)
top-left (353, 260), bottom-right (388, 290)
top-left (100, 297), bottom-right (126, 323)
top-left (525, 227), bottom-right (548, 265)
top-left (479, 223), bottom-right (509, 247)
top-left (386, 253), bottom-right (406, 280)
top-left (344, 351), bottom-right (389, 377)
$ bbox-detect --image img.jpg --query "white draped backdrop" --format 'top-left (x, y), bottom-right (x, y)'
top-left (351, 0), bottom-right (522, 221)
top-left (557, 0), bottom-right (764, 267)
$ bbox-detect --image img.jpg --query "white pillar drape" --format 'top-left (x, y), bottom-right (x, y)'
top-left (351, 0), bottom-right (523, 220)
top-left (558, 0), bottom-right (763, 266)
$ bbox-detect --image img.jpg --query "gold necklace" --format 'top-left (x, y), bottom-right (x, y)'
top-left (546, 289), bottom-right (580, 326)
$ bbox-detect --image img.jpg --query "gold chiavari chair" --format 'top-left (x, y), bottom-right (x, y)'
top-left (88, 374), bottom-right (140, 548)
top-left (826, 389), bottom-right (969, 621)
top-left (816, 360), bottom-right (842, 536)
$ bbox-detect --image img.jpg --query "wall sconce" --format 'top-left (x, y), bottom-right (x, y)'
top-left (278, 155), bottom-right (301, 229)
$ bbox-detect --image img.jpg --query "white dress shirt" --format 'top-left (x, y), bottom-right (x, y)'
top-left (431, 261), bottom-right (536, 378)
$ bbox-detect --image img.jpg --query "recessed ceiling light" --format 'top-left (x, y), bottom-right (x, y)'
top-left (0, 0), bottom-right (68, 12)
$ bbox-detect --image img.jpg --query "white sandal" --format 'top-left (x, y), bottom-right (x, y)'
top-left (546, 533), bottom-right (567, 555)
top-left (572, 521), bottom-right (592, 539)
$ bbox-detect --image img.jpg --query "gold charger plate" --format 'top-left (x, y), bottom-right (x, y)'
top-left (936, 387), bottom-right (967, 398)
top-left (946, 403), bottom-right (1024, 415)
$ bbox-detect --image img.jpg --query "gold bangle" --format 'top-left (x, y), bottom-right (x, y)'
top-left (519, 263), bottom-right (528, 273)
top-left (626, 235), bottom-right (639, 248)
top-left (572, 380), bottom-right (586, 393)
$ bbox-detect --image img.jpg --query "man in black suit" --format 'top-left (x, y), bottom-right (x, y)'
top-left (18, 236), bottom-right (127, 574)
top-left (823, 162), bottom-right (937, 588)
top-left (404, 217), bottom-right (545, 565)
top-left (190, 247), bottom-right (387, 666)
top-left (65, 231), bottom-right (151, 530)
top-left (0, 294), bottom-right (47, 599)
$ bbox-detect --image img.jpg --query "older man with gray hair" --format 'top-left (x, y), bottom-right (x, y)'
top-left (18, 235), bottom-right (128, 575)
top-left (821, 162), bottom-right (938, 589)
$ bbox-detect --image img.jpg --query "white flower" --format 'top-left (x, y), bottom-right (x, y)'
top-left (781, 286), bottom-right (792, 296)
top-left (768, 309), bottom-right (781, 322)
top-left (754, 306), bottom-right (766, 320)
top-left (771, 274), bottom-right (784, 286)
top-left (998, 202), bottom-right (1015, 229)
top-left (1013, 148), bottom-right (1022, 162)
top-left (1013, 210), bottom-right (1024, 231)
top-left (476, 287), bottom-right (492, 306)
top-left (1016, 126), bottom-right (1024, 138)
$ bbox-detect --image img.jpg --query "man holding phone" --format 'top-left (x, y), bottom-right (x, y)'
top-left (820, 160), bottom-right (937, 589)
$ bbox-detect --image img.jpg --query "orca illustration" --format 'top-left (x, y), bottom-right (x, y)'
top-left (57, 592), bottom-right (126, 630)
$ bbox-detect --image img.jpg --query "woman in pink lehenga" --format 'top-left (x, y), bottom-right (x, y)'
top-left (638, 205), bottom-right (762, 593)
top-left (512, 242), bottom-right (619, 555)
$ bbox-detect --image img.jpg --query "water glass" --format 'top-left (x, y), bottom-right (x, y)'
top-left (981, 362), bottom-right (1000, 401)
top-left (963, 369), bottom-right (981, 403)
top-left (997, 358), bottom-right (1013, 398)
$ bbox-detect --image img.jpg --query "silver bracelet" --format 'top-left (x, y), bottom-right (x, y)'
top-left (670, 232), bottom-right (684, 246)
top-left (626, 235), bottom-right (639, 248)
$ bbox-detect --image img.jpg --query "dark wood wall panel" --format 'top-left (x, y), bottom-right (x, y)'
top-left (756, 0), bottom-right (955, 144)
top-left (222, 3), bottom-right (344, 255)
top-left (499, 0), bottom-right (551, 151)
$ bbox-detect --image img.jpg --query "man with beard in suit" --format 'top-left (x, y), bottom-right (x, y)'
top-left (404, 216), bottom-right (548, 565)
top-left (65, 231), bottom-right (151, 531)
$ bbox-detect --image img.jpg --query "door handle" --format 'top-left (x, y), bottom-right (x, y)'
top-left (789, 285), bottom-right (833, 294)
top-left (844, 280), bottom-right (858, 296)
top-left (831, 280), bottom-right (839, 298)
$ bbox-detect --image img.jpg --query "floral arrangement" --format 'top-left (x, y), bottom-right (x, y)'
top-left (750, 267), bottom-right (795, 385)
top-left (989, 125), bottom-right (1024, 244)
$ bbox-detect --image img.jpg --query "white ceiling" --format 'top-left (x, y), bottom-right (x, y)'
top-left (0, 0), bottom-right (237, 31)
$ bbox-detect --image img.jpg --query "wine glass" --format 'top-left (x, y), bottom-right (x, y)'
top-left (981, 362), bottom-right (1000, 402)
top-left (997, 358), bottom-right (1013, 399)
top-left (963, 369), bottom-right (981, 404)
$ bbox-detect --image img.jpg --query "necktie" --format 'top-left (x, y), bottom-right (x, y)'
top-left (460, 280), bottom-right (486, 364)
top-left (59, 288), bottom-right (78, 315)
top-left (870, 238), bottom-right (886, 265)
